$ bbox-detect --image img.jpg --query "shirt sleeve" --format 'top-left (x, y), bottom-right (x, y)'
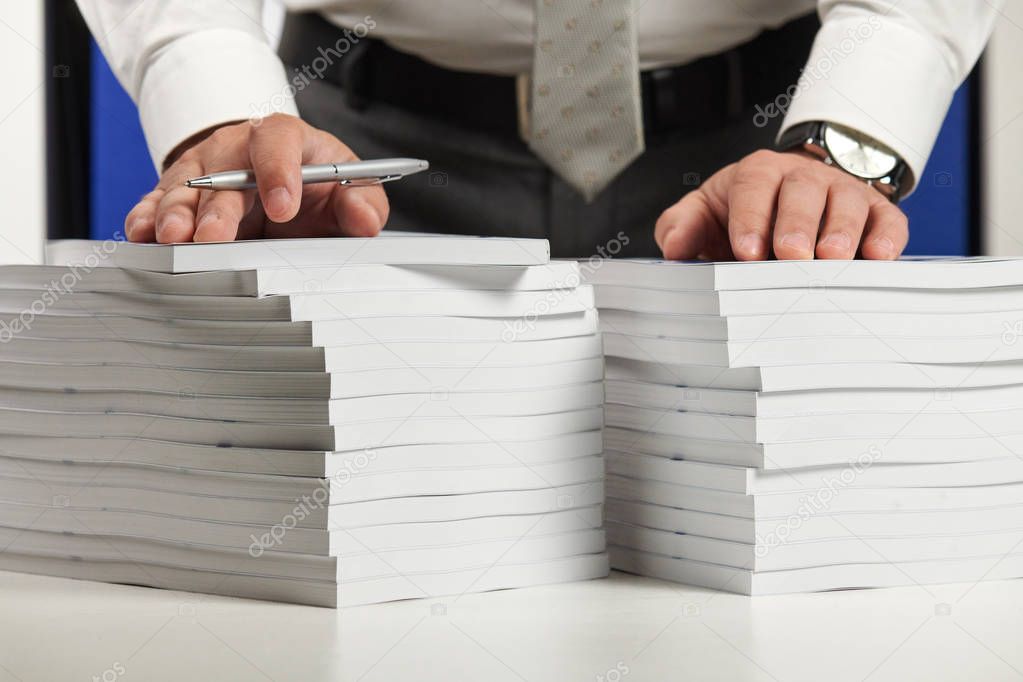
top-left (778, 1), bottom-right (1002, 196)
top-left (75, 0), bottom-right (299, 171)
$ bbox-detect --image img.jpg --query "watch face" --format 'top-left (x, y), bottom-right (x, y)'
top-left (823, 123), bottom-right (898, 179)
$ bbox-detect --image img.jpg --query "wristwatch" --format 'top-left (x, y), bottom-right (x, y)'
top-left (778, 121), bottom-right (909, 203)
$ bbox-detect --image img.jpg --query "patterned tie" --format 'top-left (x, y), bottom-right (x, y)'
top-left (529, 0), bottom-right (645, 202)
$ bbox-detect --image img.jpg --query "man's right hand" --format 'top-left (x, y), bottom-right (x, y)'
top-left (124, 114), bottom-right (389, 243)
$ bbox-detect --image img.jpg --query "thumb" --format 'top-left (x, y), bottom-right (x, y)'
top-left (248, 115), bottom-right (305, 223)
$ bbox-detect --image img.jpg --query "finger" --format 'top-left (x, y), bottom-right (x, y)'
top-left (815, 182), bottom-right (870, 259)
top-left (861, 200), bottom-right (909, 260)
top-left (655, 190), bottom-right (716, 260)
top-left (727, 154), bottom-right (782, 260)
top-left (329, 184), bottom-right (389, 237)
top-left (124, 189), bottom-right (165, 242)
top-left (319, 130), bottom-right (388, 236)
top-left (656, 165), bottom-right (736, 261)
top-left (154, 160), bottom-right (203, 243)
top-left (772, 167), bottom-right (828, 260)
top-left (248, 116), bottom-right (304, 223)
top-left (194, 189), bottom-right (256, 242)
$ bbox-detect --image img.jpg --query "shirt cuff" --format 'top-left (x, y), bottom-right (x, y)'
top-left (779, 14), bottom-right (958, 197)
top-left (137, 29), bottom-right (300, 171)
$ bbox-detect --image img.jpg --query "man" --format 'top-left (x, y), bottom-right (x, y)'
top-left (77, 1), bottom-right (998, 259)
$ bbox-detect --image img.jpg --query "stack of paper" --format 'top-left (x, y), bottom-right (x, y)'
top-left (584, 257), bottom-right (1023, 595)
top-left (0, 235), bottom-right (608, 607)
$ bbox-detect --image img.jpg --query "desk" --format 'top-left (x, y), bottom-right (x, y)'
top-left (2, 570), bottom-right (1021, 681)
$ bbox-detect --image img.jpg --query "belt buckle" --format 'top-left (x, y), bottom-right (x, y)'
top-left (515, 73), bottom-right (532, 142)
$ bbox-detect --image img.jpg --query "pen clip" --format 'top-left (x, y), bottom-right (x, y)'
top-left (338, 174), bottom-right (403, 187)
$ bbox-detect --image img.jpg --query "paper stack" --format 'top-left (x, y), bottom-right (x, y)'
top-left (0, 234), bottom-right (608, 607)
top-left (585, 257), bottom-right (1023, 595)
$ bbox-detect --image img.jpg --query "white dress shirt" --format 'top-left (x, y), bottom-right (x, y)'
top-left (77, 1), bottom-right (1001, 195)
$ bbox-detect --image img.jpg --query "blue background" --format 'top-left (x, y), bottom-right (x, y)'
top-left (898, 82), bottom-right (973, 256)
top-left (88, 41), bottom-right (976, 255)
top-left (90, 42), bottom-right (158, 240)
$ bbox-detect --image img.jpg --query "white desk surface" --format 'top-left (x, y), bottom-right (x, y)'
top-left (2, 570), bottom-right (1022, 681)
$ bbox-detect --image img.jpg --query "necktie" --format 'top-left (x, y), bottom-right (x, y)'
top-left (528, 0), bottom-right (645, 202)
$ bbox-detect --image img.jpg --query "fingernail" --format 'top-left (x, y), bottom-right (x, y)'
top-left (156, 214), bottom-right (182, 236)
top-left (779, 232), bottom-right (812, 256)
top-left (266, 187), bottom-right (292, 217)
top-left (197, 212), bottom-right (219, 230)
top-left (738, 233), bottom-right (763, 258)
top-left (870, 236), bottom-right (895, 257)
top-left (820, 232), bottom-right (852, 252)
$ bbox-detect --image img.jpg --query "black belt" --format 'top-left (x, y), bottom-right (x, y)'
top-left (279, 11), bottom-right (819, 141)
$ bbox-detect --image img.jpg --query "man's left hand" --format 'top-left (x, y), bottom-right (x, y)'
top-left (655, 149), bottom-right (908, 261)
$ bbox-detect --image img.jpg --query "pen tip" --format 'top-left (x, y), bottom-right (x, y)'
top-left (184, 177), bottom-right (213, 189)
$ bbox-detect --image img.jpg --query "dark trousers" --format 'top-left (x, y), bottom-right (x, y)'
top-left (288, 23), bottom-right (813, 259)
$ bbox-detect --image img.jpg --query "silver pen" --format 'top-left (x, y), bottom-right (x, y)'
top-left (184, 158), bottom-right (429, 190)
